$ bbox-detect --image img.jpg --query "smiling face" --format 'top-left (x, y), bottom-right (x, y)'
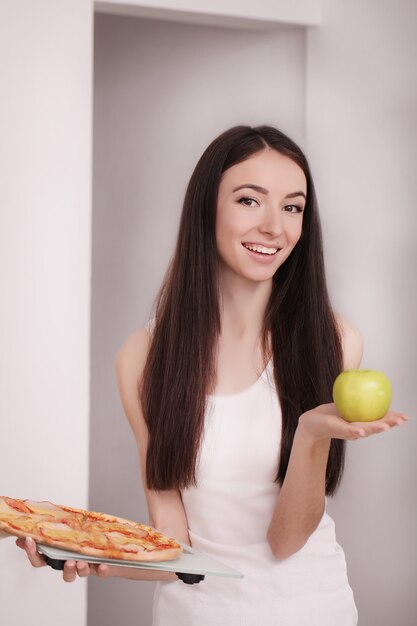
top-left (215, 149), bottom-right (307, 284)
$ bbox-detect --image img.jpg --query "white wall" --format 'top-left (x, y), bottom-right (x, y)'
top-left (90, 14), bottom-right (306, 625)
top-left (0, 2), bottom-right (92, 625)
top-left (95, 0), bottom-right (322, 28)
top-left (306, 1), bottom-right (417, 624)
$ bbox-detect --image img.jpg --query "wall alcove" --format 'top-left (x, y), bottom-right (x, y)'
top-left (90, 8), bottom-right (308, 624)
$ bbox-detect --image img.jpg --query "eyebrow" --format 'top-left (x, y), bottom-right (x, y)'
top-left (232, 184), bottom-right (306, 200)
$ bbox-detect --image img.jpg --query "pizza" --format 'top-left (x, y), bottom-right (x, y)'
top-left (0, 497), bottom-right (182, 562)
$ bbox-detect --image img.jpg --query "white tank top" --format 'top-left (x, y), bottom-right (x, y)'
top-left (152, 361), bottom-right (358, 625)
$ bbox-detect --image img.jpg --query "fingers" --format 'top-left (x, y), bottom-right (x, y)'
top-left (95, 564), bottom-right (111, 578)
top-left (63, 561), bottom-right (97, 582)
top-left (15, 537), bottom-right (47, 567)
top-left (383, 411), bottom-right (409, 427)
top-left (63, 560), bottom-right (77, 582)
top-left (15, 537), bottom-right (111, 582)
top-left (75, 561), bottom-right (91, 578)
top-left (65, 561), bottom-right (110, 581)
top-left (347, 411), bottom-right (409, 439)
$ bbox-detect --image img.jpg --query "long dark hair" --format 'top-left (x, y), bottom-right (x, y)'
top-left (142, 125), bottom-right (344, 496)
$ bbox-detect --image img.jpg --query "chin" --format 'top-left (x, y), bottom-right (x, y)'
top-left (240, 268), bottom-right (278, 283)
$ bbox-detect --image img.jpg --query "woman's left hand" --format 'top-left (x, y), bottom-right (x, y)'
top-left (297, 403), bottom-right (408, 444)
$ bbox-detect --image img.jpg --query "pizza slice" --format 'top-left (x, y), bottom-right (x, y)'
top-left (0, 497), bottom-right (182, 562)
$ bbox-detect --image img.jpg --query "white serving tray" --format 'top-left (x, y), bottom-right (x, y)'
top-left (38, 543), bottom-right (243, 581)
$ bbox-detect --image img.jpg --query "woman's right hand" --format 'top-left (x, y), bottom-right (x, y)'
top-left (16, 537), bottom-right (111, 582)
top-left (16, 536), bottom-right (176, 582)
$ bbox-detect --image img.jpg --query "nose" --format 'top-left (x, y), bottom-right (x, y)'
top-left (258, 205), bottom-right (284, 237)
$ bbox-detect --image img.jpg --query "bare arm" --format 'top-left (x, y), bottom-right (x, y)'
top-left (266, 316), bottom-right (406, 559)
top-left (115, 329), bottom-right (190, 543)
top-left (103, 329), bottom-right (190, 580)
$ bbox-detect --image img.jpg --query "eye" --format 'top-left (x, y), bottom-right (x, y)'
top-left (238, 196), bottom-right (259, 208)
top-left (283, 204), bottom-right (304, 214)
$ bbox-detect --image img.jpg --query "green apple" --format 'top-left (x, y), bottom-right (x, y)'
top-left (332, 369), bottom-right (392, 422)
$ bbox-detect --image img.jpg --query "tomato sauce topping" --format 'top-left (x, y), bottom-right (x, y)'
top-left (4, 497), bottom-right (33, 514)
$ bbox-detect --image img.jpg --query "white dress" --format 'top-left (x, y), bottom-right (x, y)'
top-left (152, 361), bottom-right (358, 625)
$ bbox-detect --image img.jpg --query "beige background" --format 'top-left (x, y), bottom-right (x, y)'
top-left (90, 3), bottom-right (416, 626)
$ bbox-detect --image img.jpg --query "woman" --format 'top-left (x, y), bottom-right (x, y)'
top-left (20, 126), bottom-right (407, 624)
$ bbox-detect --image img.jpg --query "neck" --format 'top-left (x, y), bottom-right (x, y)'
top-left (218, 267), bottom-right (272, 338)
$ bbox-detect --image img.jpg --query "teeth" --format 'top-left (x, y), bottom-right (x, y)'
top-left (244, 244), bottom-right (278, 255)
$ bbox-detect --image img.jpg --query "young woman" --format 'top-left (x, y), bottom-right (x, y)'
top-left (19, 126), bottom-right (407, 625)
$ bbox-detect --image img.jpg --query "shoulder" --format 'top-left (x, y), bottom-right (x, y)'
top-left (115, 328), bottom-right (151, 377)
top-left (334, 313), bottom-right (364, 370)
top-left (115, 328), bottom-right (151, 435)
